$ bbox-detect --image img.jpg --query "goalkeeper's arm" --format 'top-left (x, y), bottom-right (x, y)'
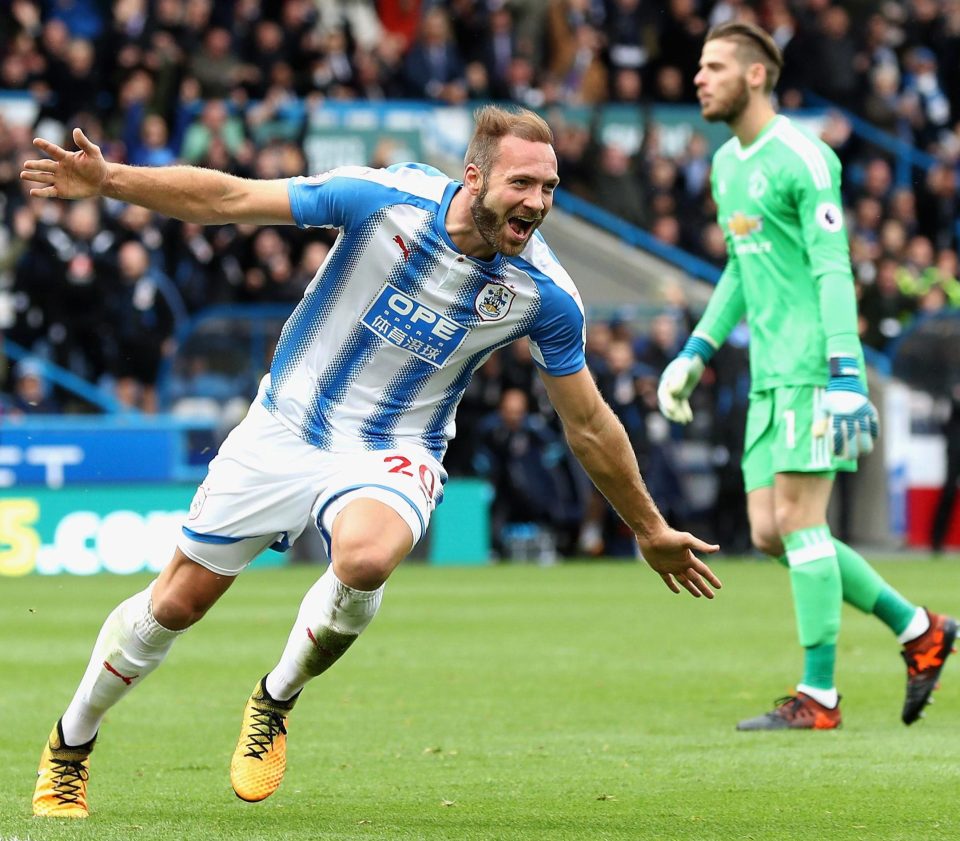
top-left (658, 264), bottom-right (746, 424)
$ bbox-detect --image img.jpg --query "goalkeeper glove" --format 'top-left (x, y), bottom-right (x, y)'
top-left (815, 355), bottom-right (880, 459)
top-left (657, 335), bottom-right (714, 425)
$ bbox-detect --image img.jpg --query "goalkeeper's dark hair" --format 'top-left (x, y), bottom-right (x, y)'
top-left (705, 21), bottom-right (783, 93)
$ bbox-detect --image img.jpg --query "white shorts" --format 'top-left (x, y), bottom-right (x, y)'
top-left (178, 400), bottom-right (446, 576)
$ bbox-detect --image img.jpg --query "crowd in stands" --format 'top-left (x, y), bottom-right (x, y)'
top-left (1, 0), bottom-right (959, 554)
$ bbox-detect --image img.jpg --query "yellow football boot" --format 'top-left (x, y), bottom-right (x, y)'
top-left (230, 677), bottom-right (299, 802)
top-left (33, 721), bottom-right (96, 818)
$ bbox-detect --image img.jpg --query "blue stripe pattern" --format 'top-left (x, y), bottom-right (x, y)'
top-left (267, 209), bottom-right (388, 402)
top-left (356, 221), bottom-right (447, 448)
top-left (424, 277), bottom-right (543, 459)
top-left (360, 259), bottom-right (483, 451)
top-left (303, 216), bottom-right (441, 447)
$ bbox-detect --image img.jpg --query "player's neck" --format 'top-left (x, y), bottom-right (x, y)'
top-left (729, 101), bottom-right (778, 149)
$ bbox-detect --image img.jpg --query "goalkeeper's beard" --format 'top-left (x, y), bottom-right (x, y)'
top-left (702, 75), bottom-right (751, 124)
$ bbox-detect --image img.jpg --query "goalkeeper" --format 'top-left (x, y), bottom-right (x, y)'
top-left (659, 21), bottom-right (956, 730)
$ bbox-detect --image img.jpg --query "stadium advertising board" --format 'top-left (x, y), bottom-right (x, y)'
top-left (0, 485), bottom-right (285, 577)
top-left (0, 418), bottom-right (212, 488)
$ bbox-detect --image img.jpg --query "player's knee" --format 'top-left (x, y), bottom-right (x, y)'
top-left (772, 499), bottom-right (807, 542)
top-left (150, 588), bottom-right (214, 630)
top-left (750, 526), bottom-right (782, 558)
top-left (333, 535), bottom-right (400, 590)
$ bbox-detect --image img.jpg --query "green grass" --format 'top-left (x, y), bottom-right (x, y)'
top-left (2, 557), bottom-right (959, 840)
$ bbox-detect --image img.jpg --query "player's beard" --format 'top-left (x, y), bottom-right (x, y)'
top-left (702, 75), bottom-right (750, 124)
top-left (470, 186), bottom-right (540, 258)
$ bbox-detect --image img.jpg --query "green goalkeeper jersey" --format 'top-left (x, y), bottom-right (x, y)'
top-left (704, 115), bottom-right (860, 392)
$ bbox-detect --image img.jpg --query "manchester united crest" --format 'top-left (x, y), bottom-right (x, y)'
top-left (474, 282), bottom-right (515, 321)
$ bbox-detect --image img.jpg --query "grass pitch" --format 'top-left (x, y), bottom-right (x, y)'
top-left (2, 556), bottom-right (959, 841)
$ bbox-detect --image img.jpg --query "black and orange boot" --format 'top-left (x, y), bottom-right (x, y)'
top-left (736, 693), bottom-right (841, 731)
top-left (901, 610), bottom-right (957, 725)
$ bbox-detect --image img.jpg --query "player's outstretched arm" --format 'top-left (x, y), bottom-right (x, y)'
top-left (541, 368), bottom-right (721, 598)
top-left (21, 128), bottom-right (293, 226)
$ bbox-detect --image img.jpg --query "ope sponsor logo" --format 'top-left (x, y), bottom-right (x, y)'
top-left (361, 284), bottom-right (468, 367)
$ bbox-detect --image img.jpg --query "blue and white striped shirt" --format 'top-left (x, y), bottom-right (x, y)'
top-left (263, 162), bottom-right (585, 461)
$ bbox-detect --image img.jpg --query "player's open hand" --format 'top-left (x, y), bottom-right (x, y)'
top-left (636, 526), bottom-right (721, 598)
top-left (20, 128), bottom-right (108, 200)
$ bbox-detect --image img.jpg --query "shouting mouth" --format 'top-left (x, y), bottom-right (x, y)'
top-left (507, 216), bottom-right (538, 241)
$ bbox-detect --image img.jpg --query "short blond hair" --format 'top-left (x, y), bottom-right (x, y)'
top-left (465, 105), bottom-right (554, 178)
top-left (706, 21), bottom-right (783, 92)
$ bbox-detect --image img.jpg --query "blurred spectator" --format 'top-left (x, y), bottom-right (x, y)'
top-left (17, 199), bottom-right (118, 381)
top-left (590, 143), bottom-right (647, 227)
top-left (860, 257), bottom-right (916, 351)
top-left (375, 0), bottom-right (423, 52)
top-left (580, 337), bottom-right (657, 556)
top-left (315, 0), bottom-right (383, 53)
top-left (475, 5), bottom-right (520, 101)
top-left (180, 99), bottom-right (247, 164)
top-left (860, 63), bottom-right (905, 135)
top-left (857, 157), bottom-right (894, 205)
top-left (603, 0), bottom-right (653, 81)
top-left (610, 66), bottom-right (643, 104)
top-left (445, 350), bottom-right (505, 477)
top-left (401, 7), bottom-right (467, 104)
top-left (709, 329), bottom-right (751, 554)
top-left (237, 227), bottom-right (301, 305)
top-left (897, 234), bottom-right (937, 298)
top-left (584, 321), bottom-right (613, 379)
top-left (901, 46), bottom-right (951, 150)
top-left (698, 222), bottom-right (728, 267)
top-left (553, 21), bottom-right (608, 105)
top-left (6, 357), bottom-right (61, 415)
top-left (474, 388), bottom-right (566, 560)
top-left (888, 186), bottom-right (919, 235)
top-left (127, 114), bottom-right (178, 167)
top-left (918, 163), bottom-right (959, 250)
top-left (161, 220), bottom-right (231, 312)
top-left (501, 55), bottom-right (548, 109)
top-left (933, 248), bottom-right (960, 308)
top-left (309, 28), bottom-right (356, 98)
top-left (810, 5), bottom-right (859, 109)
top-left (110, 239), bottom-right (186, 412)
top-left (187, 27), bottom-right (246, 99)
top-left (655, 0), bottom-right (707, 102)
top-left (636, 313), bottom-right (682, 380)
top-left (498, 339), bottom-right (552, 420)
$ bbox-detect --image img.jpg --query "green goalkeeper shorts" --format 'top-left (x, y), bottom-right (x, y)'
top-left (741, 385), bottom-right (857, 493)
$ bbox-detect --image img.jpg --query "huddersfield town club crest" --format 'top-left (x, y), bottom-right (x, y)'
top-left (474, 282), bottom-right (515, 321)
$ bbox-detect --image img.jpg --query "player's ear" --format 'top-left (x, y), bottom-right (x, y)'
top-left (746, 61), bottom-right (767, 91)
top-left (464, 163), bottom-right (483, 196)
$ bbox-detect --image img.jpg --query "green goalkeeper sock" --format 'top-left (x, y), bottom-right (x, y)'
top-left (832, 539), bottom-right (884, 613)
top-left (784, 526), bottom-right (842, 664)
top-left (831, 539), bottom-right (917, 635)
top-left (873, 587), bottom-right (918, 637)
top-left (802, 644), bottom-right (838, 693)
